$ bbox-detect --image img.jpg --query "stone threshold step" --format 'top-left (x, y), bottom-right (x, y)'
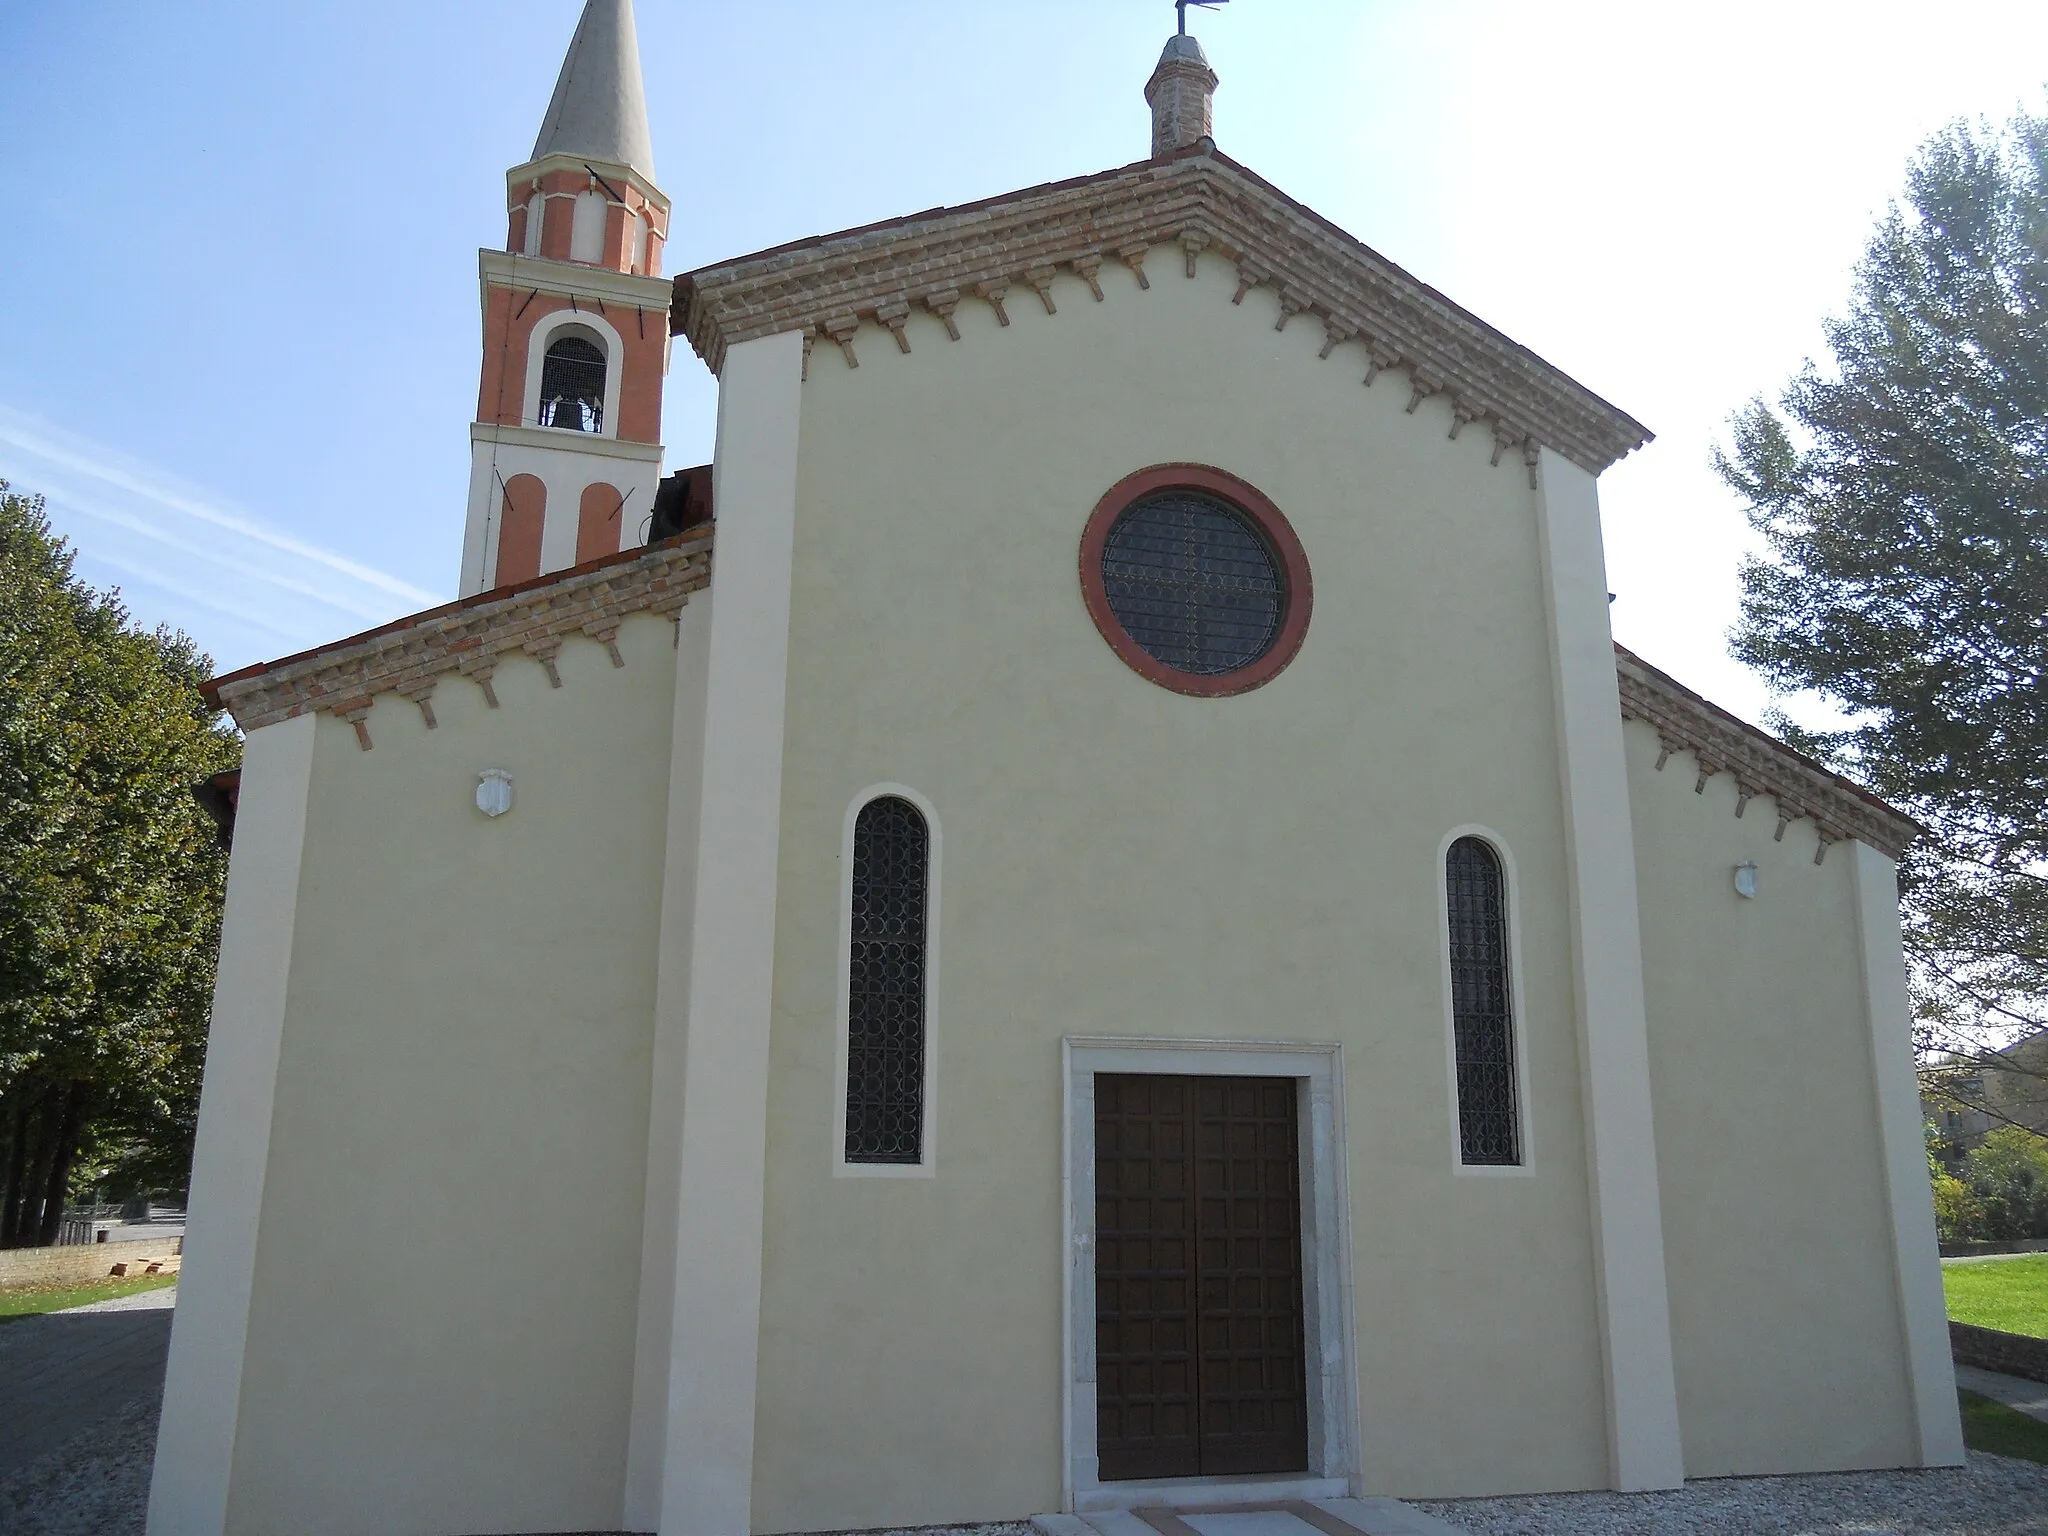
top-left (1035, 1494), bottom-right (1469, 1536)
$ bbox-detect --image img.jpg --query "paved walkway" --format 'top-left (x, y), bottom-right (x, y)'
top-left (1942, 1250), bottom-right (2048, 1265)
top-left (1956, 1361), bottom-right (2048, 1425)
top-left (99, 1222), bottom-right (186, 1246)
top-left (0, 1285), bottom-right (175, 1479)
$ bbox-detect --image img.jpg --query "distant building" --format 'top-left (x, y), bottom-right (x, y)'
top-left (1923, 1028), bottom-right (2048, 1162)
top-left (147, 4), bottom-right (1963, 1535)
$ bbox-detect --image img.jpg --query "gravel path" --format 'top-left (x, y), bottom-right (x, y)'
top-left (36, 1282), bottom-right (180, 1315)
top-left (0, 1283), bottom-right (175, 1474)
top-left (0, 1283), bottom-right (175, 1536)
top-left (0, 1391), bottom-right (161, 1536)
top-left (1414, 1454), bottom-right (2048, 1534)
top-left (3, 1285), bottom-right (2042, 1536)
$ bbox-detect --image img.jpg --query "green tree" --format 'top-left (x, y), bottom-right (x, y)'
top-left (1715, 107), bottom-right (2048, 1113)
top-left (1929, 1119), bottom-right (1984, 1242)
top-left (0, 482), bottom-right (239, 1246)
top-left (1961, 1126), bottom-right (2048, 1240)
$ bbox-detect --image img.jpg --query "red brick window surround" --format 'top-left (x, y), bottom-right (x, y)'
top-left (1079, 464), bottom-right (1313, 697)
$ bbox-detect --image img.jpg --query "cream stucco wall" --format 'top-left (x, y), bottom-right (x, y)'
top-left (220, 614), bottom-right (682, 1536)
top-left (750, 254), bottom-right (1614, 1529)
top-left (1625, 718), bottom-right (1921, 1476)
top-left (170, 235), bottom-right (1943, 1535)
top-left (151, 714), bottom-right (315, 1536)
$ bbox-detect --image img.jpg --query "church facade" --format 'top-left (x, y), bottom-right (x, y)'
top-left (149, 6), bottom-right (1964, 1535)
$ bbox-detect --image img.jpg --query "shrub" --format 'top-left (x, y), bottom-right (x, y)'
top-left (1932, 1171), bottom-right (1984, 1243)
top-left (1963, 1127), bottom-right (2048, 1241)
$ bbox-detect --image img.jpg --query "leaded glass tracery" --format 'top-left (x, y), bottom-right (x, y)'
top-left (1100, 491), bottom-right (1285, 676)
top-left (844, 795), bottom-right (930, 1164)
top-left (1446, 836), bottom-right (1519, 1165)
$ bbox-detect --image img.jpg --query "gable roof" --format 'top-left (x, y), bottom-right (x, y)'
top-left (673, 144), bottom-right (1652, 474)
top-left (202, 533), bottom-right (710, 746)
top-left (1615, 645), bottom-right (1921, 859)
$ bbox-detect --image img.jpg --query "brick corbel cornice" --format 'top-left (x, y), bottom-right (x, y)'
top-left (1615, 645), bottom-right (1920, 860)
top-left (672, 147), bottom-right (1652, 474)
top-left (205, 534), bottom-right (713, 745)
top-left (200, 532), bottom-right (1908, 857)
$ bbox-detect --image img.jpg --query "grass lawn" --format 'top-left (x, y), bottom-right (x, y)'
top-left (0, 1271), bottom-right (177, 1322)
top-left (1960, 1389), bottom-right (2048, 1465)
top-left (1944, 1253), bottom-right (2048, 1339)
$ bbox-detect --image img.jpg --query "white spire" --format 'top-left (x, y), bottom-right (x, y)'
top-left (530, 0), bottom-right (656, 181)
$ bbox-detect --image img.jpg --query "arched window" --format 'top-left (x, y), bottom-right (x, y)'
top-left (538, 333), bottom-right (606, 433)
top-left (844, 795), bottom-right (931, 1165)
top-left (1445, 836), bottom-right (1520, 1165)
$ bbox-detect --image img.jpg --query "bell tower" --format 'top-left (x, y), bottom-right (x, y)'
top-left (459, 0), bottom-right (673, 596)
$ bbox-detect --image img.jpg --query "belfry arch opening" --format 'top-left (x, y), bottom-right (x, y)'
top-left (538, 329), bottom-right (607, 433)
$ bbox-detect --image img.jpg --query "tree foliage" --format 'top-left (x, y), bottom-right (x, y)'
top-left (1715, 107), bottom-right (2048, 1111)
top-left (1964, 1126), bottom-right (2048, 1241)
top-left (0, 482), bottom-right (239, 1245)
top-left (1927, 1120), bottom-right (2048, 1243)
top-left (1930, 1167), bottom-right (1985, 1245)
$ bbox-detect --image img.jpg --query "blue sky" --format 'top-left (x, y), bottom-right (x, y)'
top-left (4, 1), bottom-right (2045, 720)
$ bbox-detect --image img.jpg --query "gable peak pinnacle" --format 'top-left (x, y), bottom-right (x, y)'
top-left (1146, 33), bottom-right (1219, 157)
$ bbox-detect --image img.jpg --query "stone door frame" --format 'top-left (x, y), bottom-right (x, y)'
top-left (1062, 1036), bottom-right (1361, 1512)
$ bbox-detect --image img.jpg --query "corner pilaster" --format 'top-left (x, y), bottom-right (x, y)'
top-left (146, 712), bottom-right (318, 1536)
top-left (624, 592), bottom-right (717, 1528)
top-left (1850, 841), bottom-right (1967, 1466)
top-left (1533, 447), bottom-right (1685, 1491)
top-left (655, 327), bottom-right (806, 1536)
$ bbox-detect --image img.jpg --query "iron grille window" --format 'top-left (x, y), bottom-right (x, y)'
top-left (1446, 836), bottom-right (1519, 1165)
top-left (1101, 491), bottom-right (1284, 676)
top-left (538, 335), bottom-right (606, 432)
top-left (845, 795), bottom-right (930, 1164)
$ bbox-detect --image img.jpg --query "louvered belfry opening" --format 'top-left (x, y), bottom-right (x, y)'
top-left (1100, 491), bottom-right (1285, 676)
top-left (843, 796), bottom-right (930, 1164)
top-left (538, 334), bottom-right (606, 432)
top-left (1446, 836), bottom-right (1519, 1165)
top-left (1094, 1073), bottom-right (1309, 1482)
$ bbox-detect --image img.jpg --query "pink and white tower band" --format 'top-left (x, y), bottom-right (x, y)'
top-left (458, 0), bottom-right (673, 597)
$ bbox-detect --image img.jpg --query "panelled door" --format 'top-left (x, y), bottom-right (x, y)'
top-left (1094, 1073), bottom-right (1309, 1482)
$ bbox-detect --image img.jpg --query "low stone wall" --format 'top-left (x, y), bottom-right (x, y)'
top-left (0, 1238), bottom-right (182, 1289)
top-left (1941, 1237), bottom-right (2048, 1258)
top-left (1952, 1320), bottom-right (2048, 1384)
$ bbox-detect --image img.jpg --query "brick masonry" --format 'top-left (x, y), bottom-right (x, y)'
top-left (1146, 47), bottom-right (1217, 158)
top-left (1617, 644), bottom-right (1918, 859)
top-left (1943, 1238), bottom-right (2048, 1258)
top-left (0, 1240), bottom-right (183, 1290)
top-left (208, 533), bottom-right (712, 746)
top-left (1952, 1320), bottom-right (2048, 1385)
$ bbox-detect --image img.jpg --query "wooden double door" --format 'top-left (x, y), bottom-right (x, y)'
top-left (1094, 1073), bottom-right (1309, 1482)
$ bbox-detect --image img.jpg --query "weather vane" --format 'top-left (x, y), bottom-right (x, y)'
top-left (1176, 0), bottom-right (1227, 35)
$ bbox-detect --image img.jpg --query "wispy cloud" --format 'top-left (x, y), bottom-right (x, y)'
top-left (79, 543), bottom-right (303, 644)
top-left (56, 488), bottom-right (407, 625)
top-left (0, 405), bottom-right (443, 669)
